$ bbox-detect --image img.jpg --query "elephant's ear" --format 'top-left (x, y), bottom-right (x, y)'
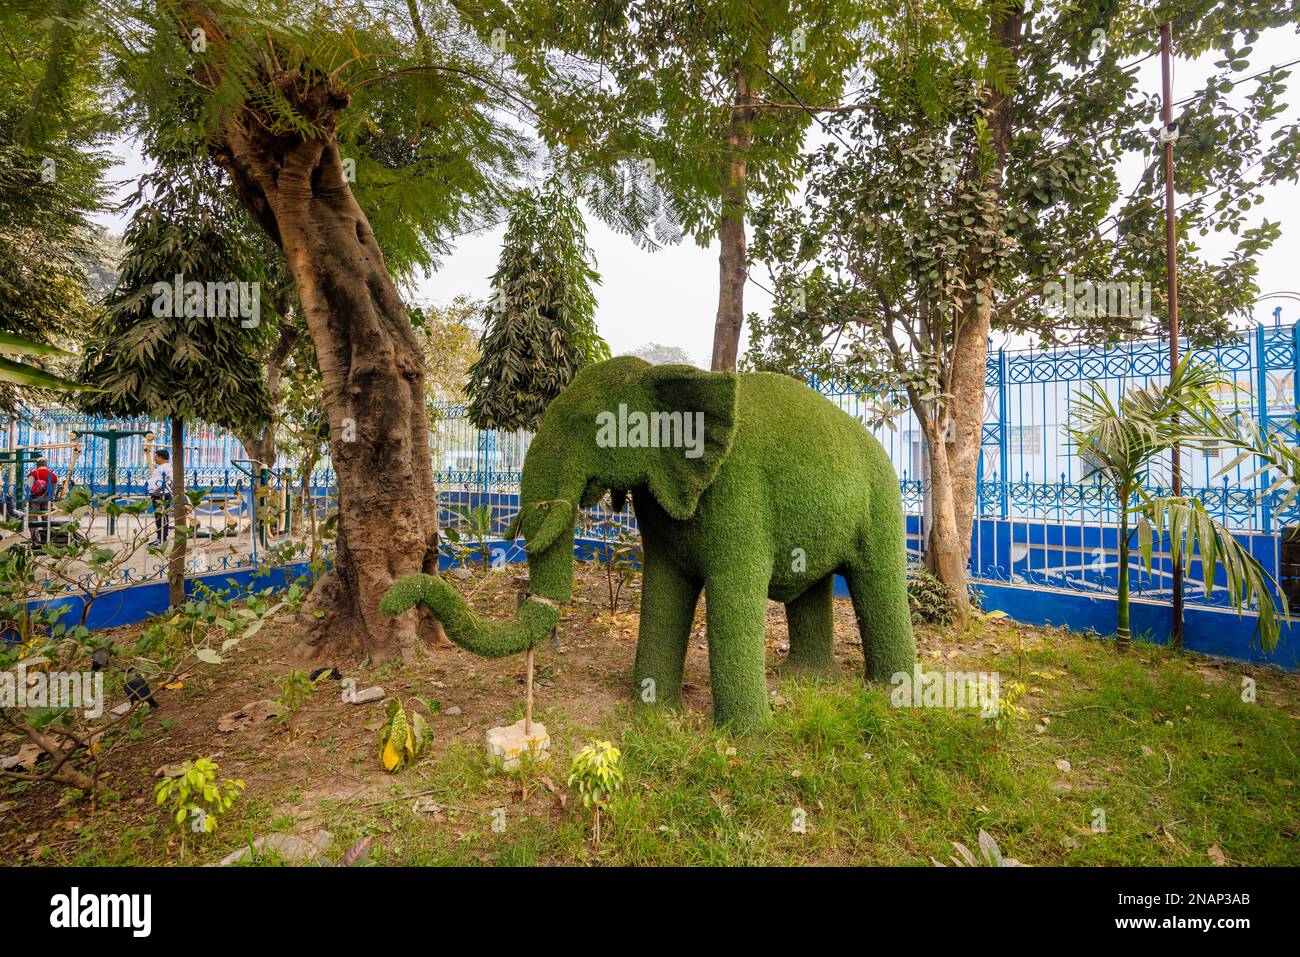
top-left (642, 365), bottom-right (738, 520)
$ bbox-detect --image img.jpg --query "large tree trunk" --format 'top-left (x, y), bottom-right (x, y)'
top-left (710, 69), bottom-right (755, 372)
top-left (168, 417), bottom-right (186, 609)
top-left (212, 70), bottom-right (444, 663)
top-left (944, 301), bottom-right (994, 571)
top-left (923, 418), bottom-right (972, 621)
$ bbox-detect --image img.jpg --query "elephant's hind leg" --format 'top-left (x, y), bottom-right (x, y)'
top-left (703, 572), bottom-right (772, 732)
top-left (779, 574), bottom-right (840, 678)
top-left (633, 551), bottom-right (701, 711)
top-left (843, 533), bottom-right (915, 683)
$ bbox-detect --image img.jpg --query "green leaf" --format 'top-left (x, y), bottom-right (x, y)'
top-left (0, 355), bottom-right (98, 391)
top-left (0, 331), bottom-right (74, 358)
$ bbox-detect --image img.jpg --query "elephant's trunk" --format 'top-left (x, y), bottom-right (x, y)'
top-left (379, 529), bottom-right (575, 659)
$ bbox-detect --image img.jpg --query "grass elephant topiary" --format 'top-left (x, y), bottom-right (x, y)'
top-left (381, 356), bottom-right (915, 732)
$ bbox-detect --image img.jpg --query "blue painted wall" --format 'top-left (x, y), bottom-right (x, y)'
top-left (23, 562), bottom-right (317, 636)
top-left (16, 536), bottom-right (1295, 672)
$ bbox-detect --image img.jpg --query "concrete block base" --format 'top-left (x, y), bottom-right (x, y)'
top-left (486, 719), bottom-right (550, 771)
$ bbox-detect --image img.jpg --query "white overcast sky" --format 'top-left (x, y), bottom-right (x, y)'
top-left (93, 26), bottom-right (1300, 368)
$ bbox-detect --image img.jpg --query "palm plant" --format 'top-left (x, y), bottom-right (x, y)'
top-left (1067, 357), bottom-right (1285, 652)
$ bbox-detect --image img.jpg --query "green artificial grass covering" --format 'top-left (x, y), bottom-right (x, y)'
top-left (383, 357), bottom-right (915, 731)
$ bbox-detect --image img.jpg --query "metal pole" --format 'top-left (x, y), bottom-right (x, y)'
top-left (1161, 21), bottom-right (1184, 651)
top-left (106, 433), bottom-right (118, 536)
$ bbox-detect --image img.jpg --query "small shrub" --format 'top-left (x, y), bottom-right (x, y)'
top-left (378, 698), bottom-right (432, 772)
top-left (155, 757), bottom-right (244, 857)
top-left (986, 679), bottom-right (1030, 735)
top-left (907, 565), bottom-right (957, 627)
top-left (906, 564), bottom-right (983, 627)
top-left (444, 504), bottom-right (497, 569)
top-left (276, 668), bottom-right (316, 715)
top-left (568, 740), bottom-right (624, 842)
top-left (596, 521), bottom-right (640, 615)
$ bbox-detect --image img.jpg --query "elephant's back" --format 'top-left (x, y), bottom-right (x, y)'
top-left (639, 370), bottom-right (902, 585)
top-left (713, 372), bottom-right (901, 542)
top-left (731, 372), bottom-right (894, 479)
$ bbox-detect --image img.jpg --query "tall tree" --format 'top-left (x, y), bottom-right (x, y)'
top-left (48, 1), bottom-right (661, 661)
top-left (78, 145), bottom-right (273, 607)
top-left (465, 185), bottom-right (608, 432)
top-left (500, 0), bottom-right (889, 370)
top-left (0, 1), bottom-right (115, 405)
top-left (747, 0), bottom-right (1300, 617)
top-left (410, 296), bottom-right (481, 404)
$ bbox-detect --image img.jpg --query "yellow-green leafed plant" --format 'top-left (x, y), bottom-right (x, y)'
top-left (154, 757), bottom-right (245, 858)
top-left (378, 698), bottom-right (432, 772)
top-left (986, 679), bottom-right (1030, 736)
top-left (568, 740), bottom-right (624, 842)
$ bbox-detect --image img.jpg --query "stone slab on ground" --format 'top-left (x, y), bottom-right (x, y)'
top-left (217, 699), bottom-right (283, 732)
top-left (215, 829), bottom-right (333, 866)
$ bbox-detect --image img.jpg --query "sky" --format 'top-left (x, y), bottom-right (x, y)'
top-left (92, 25), bottom-right (1300, 369)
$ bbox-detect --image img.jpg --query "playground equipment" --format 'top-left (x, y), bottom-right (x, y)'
top-left (230, 459), bottom-right (293, 560)
top-left (1, 437), bottom-right (81, 507)
top-left (0, 436), bottom-right (84, 542)
top-left (70, 427), bottom-right (155, 534)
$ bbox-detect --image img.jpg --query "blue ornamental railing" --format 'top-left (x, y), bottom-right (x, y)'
top-left (6, 312), bottom-right (1297, 611)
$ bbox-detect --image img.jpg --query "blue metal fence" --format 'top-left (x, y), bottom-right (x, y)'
top-left (423, 314), bottom-right (1299, 619)
top-left (820, 312), bottom-right (1298, 612)
top-left (12, 313), bottom-right (1297, 623)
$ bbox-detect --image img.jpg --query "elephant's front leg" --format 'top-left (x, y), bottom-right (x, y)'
top-left (633, 550), bottom-right (701, 712)
top-left (703, 571), bottom-right (772, 732)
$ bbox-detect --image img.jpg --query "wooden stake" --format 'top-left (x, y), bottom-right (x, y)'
top-left (524, 646), bottom-right (535, 736)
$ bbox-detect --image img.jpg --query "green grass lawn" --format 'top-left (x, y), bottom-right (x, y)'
top-left (211, 627), bottom-right (1298, 867)
top-left (14, 596), bottom-right (1298, 868)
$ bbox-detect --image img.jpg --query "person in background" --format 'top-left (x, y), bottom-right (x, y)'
top-left (26, 457), bottom-right (58, 505)
top-left (26, 457), bottom-right (59, 543)
top-left (147, 448), bottom-right (173, 546)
